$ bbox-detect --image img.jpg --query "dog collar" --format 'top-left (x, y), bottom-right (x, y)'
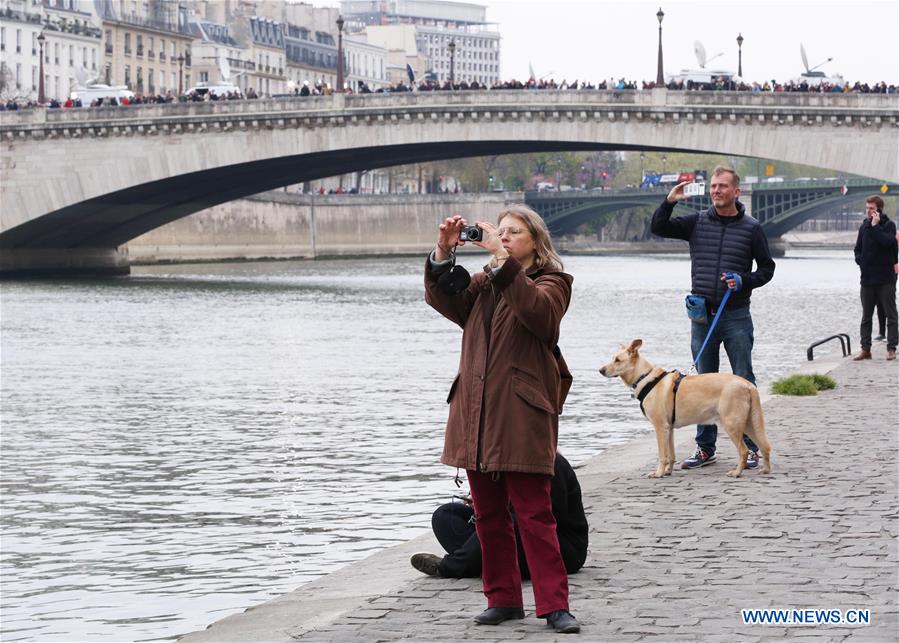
top-left (631, 370), bottom-right (654, 394)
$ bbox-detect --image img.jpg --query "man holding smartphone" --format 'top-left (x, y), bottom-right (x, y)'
top-left (852, 195), bottom-right (898, 361)
top-left (651, 166), bottom-right (775, 470)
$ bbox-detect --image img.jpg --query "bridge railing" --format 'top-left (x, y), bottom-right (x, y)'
top-left (2, 89), bottom-right (897, 127)
top-left (752, 178), bottom-right (895, 190)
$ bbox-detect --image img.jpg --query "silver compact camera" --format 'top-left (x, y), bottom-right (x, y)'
top-left (459, 225), bottom-right (483, 242)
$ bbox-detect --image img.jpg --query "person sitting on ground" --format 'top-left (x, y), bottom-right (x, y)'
top-left (410, 453), bottom-right (587, 580)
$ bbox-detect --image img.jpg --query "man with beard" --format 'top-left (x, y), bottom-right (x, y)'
top-left (651, 166), bottom-right (776, 471)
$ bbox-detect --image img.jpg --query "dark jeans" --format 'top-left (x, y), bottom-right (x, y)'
top-left (690, 305), bottom-right (759, 456)
top-left (861, 282), bottom-right (898, 350)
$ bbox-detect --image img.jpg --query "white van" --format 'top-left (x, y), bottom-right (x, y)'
top-left (185, 82), bottom-right (242, 98)
top-left (70, 84), bottom-right (135, 104)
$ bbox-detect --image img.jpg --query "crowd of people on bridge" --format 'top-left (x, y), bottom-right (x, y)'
top-left (2, 75), bottom-right (894, 111)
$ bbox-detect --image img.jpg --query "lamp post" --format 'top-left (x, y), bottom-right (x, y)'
top-left (655, 7), bottom-right (665, 86)
top-left (736, 33), bottom-right (744, 78)
top-left (448, 39), bottom-right (456, 85)
top-left (640, 152), bottom-right (645, 183)
top-left (661, 152), bottom-right (667, 174)
top-left (177, 53), bottom-right (184, 94)
top-left (336, 15), bottom-right (345, 92)
top-left (37, 31), bottom-right (46, 103)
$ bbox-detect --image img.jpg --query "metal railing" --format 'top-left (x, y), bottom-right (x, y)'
top-left (807, 334), bottom-right (852, 360)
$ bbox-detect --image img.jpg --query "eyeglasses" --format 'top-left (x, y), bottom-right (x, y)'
top-left (498, 226), bottom-right (526, 236)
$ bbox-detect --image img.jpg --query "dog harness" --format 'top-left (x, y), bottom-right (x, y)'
top-left (633, 369), bottom-right (689, 426)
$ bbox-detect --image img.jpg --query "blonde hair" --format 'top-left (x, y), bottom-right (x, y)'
top-left (496, 204), bottom-right (564, 272)
top-left (712, 165), bottom-right (741, 186)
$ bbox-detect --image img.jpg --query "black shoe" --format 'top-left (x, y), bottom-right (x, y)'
top-left (410, 553), bottom-right (441, 576)
top-left (473, 607), bottom-right (525, 625)
top-left (546, 610), bottom-right (580, 633)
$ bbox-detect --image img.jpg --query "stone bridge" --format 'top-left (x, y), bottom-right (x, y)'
top-left (1, 89), bottom-right (897, 274)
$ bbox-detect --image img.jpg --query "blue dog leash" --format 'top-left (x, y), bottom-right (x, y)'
top-left (690, 272), bottom-right (740, 373)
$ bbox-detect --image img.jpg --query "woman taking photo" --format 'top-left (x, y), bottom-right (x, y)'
top-left (424, 205), bottom-right (580, 634)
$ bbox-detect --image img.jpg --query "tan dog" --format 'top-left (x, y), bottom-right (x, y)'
top-left (599, 339), bottom-right (772, 478)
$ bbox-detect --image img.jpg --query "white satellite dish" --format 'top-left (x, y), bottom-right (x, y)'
top-left (74, 66), bottom-right (90, 88)
top-left (694, 41), bottom-right (707, 68)
top-left (218, 57), bottom-right (231, 83)
top-left (693, 41), bottom-right (723, 69)
top-left (800, 43), bottom-right (810, 73)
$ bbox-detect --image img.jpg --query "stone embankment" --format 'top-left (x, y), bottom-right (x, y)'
top-left (180, 349), bottom-right (898, 641)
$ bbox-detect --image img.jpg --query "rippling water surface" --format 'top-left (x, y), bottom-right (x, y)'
top-left (0, 250), bottom-right (858, 641)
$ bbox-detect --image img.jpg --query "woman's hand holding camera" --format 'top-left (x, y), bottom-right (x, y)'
top-left (436, 215), bottom-right (465, 261)
top-left (436, 217), bottom-right (508, 263)
top-left (472, 221), bottom-right (508, 262)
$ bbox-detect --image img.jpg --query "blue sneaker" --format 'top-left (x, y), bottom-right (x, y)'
top-left (746, 451), bottom-right (760, 469)
top-left (681, 448), bottom-right (716, 469)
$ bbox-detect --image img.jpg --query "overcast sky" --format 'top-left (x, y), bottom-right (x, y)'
top-left (322, 0), bottom-right (898, 85)
top-left (481, 0), bottom-right (897, 85)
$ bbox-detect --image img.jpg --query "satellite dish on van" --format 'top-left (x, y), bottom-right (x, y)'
top-left (694, 41), bottom-right (707, 68)
top-left (219, 57), bottom-right (231, 83)
top-left (693, 41), bottom-right (723, 69)
top-left (75, 66), bottom-right (88, 89)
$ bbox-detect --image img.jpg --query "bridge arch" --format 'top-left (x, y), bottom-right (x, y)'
top-left (1, 90), bottom-right (896, 273)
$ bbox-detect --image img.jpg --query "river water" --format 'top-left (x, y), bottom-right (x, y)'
top-left (0, 249), bottom-right (860, 641)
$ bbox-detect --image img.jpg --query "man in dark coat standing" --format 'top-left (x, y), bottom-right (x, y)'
top-left (651, 166), bottom-right (775, 471)
top-left (853, 195), bottom-right (898, 360)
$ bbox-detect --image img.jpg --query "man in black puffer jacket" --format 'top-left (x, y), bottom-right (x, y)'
top-left (651, 166), bottom-right (775, 470)
top-left (852, 195), bottom-right (898, 360)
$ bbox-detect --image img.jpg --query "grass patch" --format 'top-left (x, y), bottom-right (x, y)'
top-left (770, 373), bottom-right (837, 396)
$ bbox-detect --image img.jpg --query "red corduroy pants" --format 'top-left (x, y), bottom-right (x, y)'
top-left (467, 469), bottom-right (569, 617)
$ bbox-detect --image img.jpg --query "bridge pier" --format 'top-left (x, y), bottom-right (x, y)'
top-left (769, 237), bottom-right (787, 258)
top-left (0, 247), bottom-right (130, 277)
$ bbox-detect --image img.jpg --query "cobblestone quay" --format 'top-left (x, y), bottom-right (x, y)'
top-left (180, 352), bottom-right (897, 642)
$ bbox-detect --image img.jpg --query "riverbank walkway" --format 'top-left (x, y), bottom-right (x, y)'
top-left (181, 349), bottom-right (897, 642)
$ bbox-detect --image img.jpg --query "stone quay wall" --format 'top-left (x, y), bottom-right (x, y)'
top-left (127, 192), bottom-right (515, 264)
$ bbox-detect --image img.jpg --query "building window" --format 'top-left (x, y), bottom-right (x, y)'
top-left (148, 68), bottom-right (154, 93)
top-left (16, 29), bottom-right (22, 53)
top-left (91, 49), bottom-right (97, 70)
top-left (105, 29), bottom-right (112, 54)
top-left (136, 66), bottom-right (142, 91)
top-left (148, 36), bottom-right (154, 58)
top-left (124, 64), bottom-right (131, 87)
top-left (1, 27), bottom-right (5, 52)
top-left (124, 33), bottom-right (131, 55)
top-left (136, 35), bottom-right (143, 57)
top-left (69, 45), bottom-right (73, 67)
top-left (32, 65), bottom-right (36, 90)
top-left (159, 38), bottom-right (165, 60)
top-left (15, 63), bottom-right (21, 89)
top-left (54, 43), bottom-right (59, 65)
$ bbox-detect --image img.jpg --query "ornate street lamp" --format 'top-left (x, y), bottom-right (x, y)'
top-left (177, 53), bottom-right (186, 94)
top-left (336, 15), bottom-right (345, 93)
top-left (737, 33), bottom-right (744, 78)
top-left (655, 7), bottom-right (665, 86)
top-left (37, 30), bottom-right (46, 103)
top-left (448, 39), bottom-right (456, 85)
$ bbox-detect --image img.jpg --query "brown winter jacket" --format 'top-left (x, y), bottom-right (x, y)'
top-left (425, 255), bottom-right (573, 476)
